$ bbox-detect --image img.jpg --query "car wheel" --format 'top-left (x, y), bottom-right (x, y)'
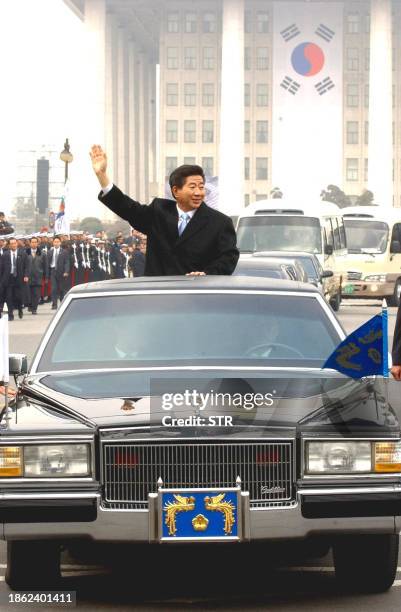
top-left (388, 279), bottom-right (401, 307)
top-left (5, 540), bottom-right (61, 590)
top-left (329, 291), bottom-right (341, 312)
top-left (333, 534), bottom-right (399, 593)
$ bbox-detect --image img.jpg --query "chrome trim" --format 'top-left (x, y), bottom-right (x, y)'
top-left (0, 493), bottom-right (100, 500)
top-left (301, 437), bottom-right (401, 479)
top-left (30, 289), bottom-right (344, 374)
top-left (299, 485), bottom-right (401, 496)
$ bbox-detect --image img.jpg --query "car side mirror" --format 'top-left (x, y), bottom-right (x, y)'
top-left (9, 354), bottom-right (28, 376)
top-left (324, 244), bottom-right (333, 256)
top-left (321, 270), bottom-right (334, 278)
top-left (390, 240), bottom-right (401, 254)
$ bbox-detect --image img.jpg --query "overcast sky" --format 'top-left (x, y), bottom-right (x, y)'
top-left (1, 0), bottom-right (100, 218)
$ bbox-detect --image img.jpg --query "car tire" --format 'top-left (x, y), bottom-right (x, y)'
top-left (5, 540), bottom-right (61, 590)
top-left (333, 534), bottom-right (399, 593)
top-left (388, 279), bottom-right (401, 307)
top-left (329, 290), bottom-right (341, 312)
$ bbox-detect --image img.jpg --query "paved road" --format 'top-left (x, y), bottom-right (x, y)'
top-left (0, 299), bottom-right (400, 610)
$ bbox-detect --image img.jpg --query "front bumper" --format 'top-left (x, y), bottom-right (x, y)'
top-left (2, 486), bottom-right (401, 542)
top-left (342, 280), bottom-right (394, 298)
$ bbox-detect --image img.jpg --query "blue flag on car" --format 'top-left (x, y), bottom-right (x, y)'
top-left (322, 304), bottom-right (388, 378)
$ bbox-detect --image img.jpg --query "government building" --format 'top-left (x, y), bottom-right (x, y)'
top-left (64, 0), bottom-right (398, 215)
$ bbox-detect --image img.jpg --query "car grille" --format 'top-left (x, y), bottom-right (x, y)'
top-left (347, 271), bottom-right (362, 281)
top-left (102, 441), bottom-right (294, 510)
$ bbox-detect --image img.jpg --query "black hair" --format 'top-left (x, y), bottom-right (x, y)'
top-left (169, 165), bottom-right (205, 195)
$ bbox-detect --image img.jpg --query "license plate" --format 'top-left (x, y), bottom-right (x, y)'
top-left (343, 284), bottom-right (355, 294)
top-left (158, 488), bottom-right (241, 542)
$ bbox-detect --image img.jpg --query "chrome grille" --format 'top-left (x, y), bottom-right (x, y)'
top-left (102, 441), bottom-right (294, 509)
top-left (347, 271), bottom-right (362, 281)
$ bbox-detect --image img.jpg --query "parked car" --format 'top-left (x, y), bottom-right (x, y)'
top-left (1, 276), bottom-right (400, 594)
top-left (237, 254), bottom-right (308, 283)
top-left (251, 251), bottom-right (339, 310)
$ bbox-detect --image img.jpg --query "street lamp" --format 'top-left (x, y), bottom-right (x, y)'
top-left (60, 138), bottom-right (73, 183)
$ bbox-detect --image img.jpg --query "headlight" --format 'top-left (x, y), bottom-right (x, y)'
top-left (24, 444), bottom-right (90, 477)
top-left (364, 274), bottom-right (387, 282)
top-left (306, 441), bottom-right (371, 474)
top-left (305, 441), bottom-right (401, 475)
top-left (0, 447), bottom-right (22, 477)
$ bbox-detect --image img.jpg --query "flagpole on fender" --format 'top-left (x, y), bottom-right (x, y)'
top-left (1, 305), bottom-right (10, 427)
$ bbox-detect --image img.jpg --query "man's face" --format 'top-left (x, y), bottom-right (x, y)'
top-left (30, 239), bottom-right (38, 249)
top-left (172, 175), bottom-right (205, 212)
top-left (9, 239), bottom-right (17, 251)
top-left (53, 238), bottom-right (61, 249)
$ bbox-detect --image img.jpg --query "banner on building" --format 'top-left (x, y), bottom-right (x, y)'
top-left (272, 2), bottom-right (343, 200)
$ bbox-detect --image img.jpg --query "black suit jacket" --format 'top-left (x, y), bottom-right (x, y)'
top-left (99, 186), bottom-right (239, 276)
top-left (46, 247), bottom-right (70, 278)
top-left (27, 250), bottom-right (46, 286)
top-left (0, 248), bottom-right (29, 286)
top-left (392, 305), bottom-right (401, 365)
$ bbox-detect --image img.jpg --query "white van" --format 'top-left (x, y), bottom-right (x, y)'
top-left (342, 207), bottom-right (401, 306)
top-left (236, 198), bottom-right (346, 310)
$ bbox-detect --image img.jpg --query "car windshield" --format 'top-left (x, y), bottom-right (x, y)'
top-left (234, 265), bottom-right (284, 279)
top-left (36, 293), bottom-right (340, 371)
top-left (237, 217), bottom-right (322, 254)
top-left (296, 257), bottom-right (318, 279)
top-left (344, 220), bottom-right (389, 254)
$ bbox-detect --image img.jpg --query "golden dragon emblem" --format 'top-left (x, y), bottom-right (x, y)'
top-left (204, 493), bottom-right (236, 535)
top-left (163, 494), bottom-right (195, 536)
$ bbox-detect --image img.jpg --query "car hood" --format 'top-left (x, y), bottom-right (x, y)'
top-left (13, 369), bottom-right (399, 433)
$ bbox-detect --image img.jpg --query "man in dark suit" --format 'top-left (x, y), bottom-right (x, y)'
top-left (90, 145), bottom-right (239, 276)
top-left (0, 237), bottom-right (29, 320)
top-left (391, 305), bottom-right (401, 379)
top-left (46, 236), bottom-right (70, 310)
top-left (26, 237), bottom-right (47, 315)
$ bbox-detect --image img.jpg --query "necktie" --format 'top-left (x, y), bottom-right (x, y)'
top-left (12, 252), bottom-right (16, 276)
top-left (178, 213), bottom-right (190, 236)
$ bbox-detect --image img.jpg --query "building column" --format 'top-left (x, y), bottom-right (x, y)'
top-left (148, 61), bottom-right (158, 198)
top-left (218, 0), bottom-right (244, 215)
top-left (138, 51), bottom-right (150, 203)
top-left (368, 0), bottom-right (393, 206)
top-left (116, 26), bottom-right (129, 192)
top-left (84, 0), bottom-right (106, 142)
top-left (105, 13), bottom-right (118, 193)
top-left (127, 39), bottom-right (139, 197)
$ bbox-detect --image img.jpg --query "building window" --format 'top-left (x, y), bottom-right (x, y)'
top-left (256, 47), bottom-right (269, 70)
top-left (256, 12), bottom-right (269, 33)
top-left (202, 83), bottom-right (214, 106)
top-left (393, 47), bottom-right (396, 71)
top-left (166, 120), bottom-right (178, 143)
top-left (166, 156), bottom-right (178, 178)
top-left (364, 158), bottom-right (368, 182)
top-left (364, 48), bottom-right (370, 71)
top-left (244, 47), bottom-right (251, 70)
top-left (347, 13), bottom-right (359, 34)
top-left (256, 120), bottom-right (269, 143)
top-left (346, 121), bottom-right (359, 145)
top-left (203, 12), bottom-right (216, 33)
top-left (244, 11), bottom-right (252, 33)
top-left (202, 120), bottom-right (214, 143)
top-left (364, 121), bottom-right (369, 145)
top-left (202, 47), bottom-right (215, 70)
top-left (364, 84), bottom-right (369, 107)
top-left (365, 14), bottom-right (370, 34)
top-left (256, 194), bottom-right (268, 201)
top-left (346, 83), bottom-right (359, 107)
top-left (166, 83), bottom-right (178, 106)
top-left (244, 194), bottom-right (250, 206)
top-left (167, 12), bottom-right (179, 33)
top-left (184, 120), bottom-right (196, 143)
top-left (393, 85), bottom-right (396, 108)
top-left (393, 121), bottom-right (395, 145)
top-left (346, 158), bottom-right (359, 181)
top-left (346, 48), bottom-right (359, 71)
top-left (167, 47), bottom-right (178, 70)
top-left (244, 157), bottom-right (250, 180)
top-left (184, 156), bottom-right (196, 165)
top-left (184, 83), bottom-right (196, 106)
top-left (244, 120), bottom-right (250, 144)
top-left (202, 156), bottom-right (214, 176)
top-left (256, 83), bottom-right (268, 106)
top-left (184, 47), bottom-right (196, 70)
top-left (256, 157), bottom-right (268, 180)
top-left (244, 83), bottom-right (250, 106)
top-left (185, 12), bottom-right (197, 33)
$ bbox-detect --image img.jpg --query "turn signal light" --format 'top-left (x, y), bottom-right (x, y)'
top-left (374, 442), bottom-right (401, 473)
top-left (0, 447), bottom-right (22, 477)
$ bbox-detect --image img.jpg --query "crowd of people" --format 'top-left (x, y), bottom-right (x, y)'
top-left (0, 227), bottom-right (147, 320)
